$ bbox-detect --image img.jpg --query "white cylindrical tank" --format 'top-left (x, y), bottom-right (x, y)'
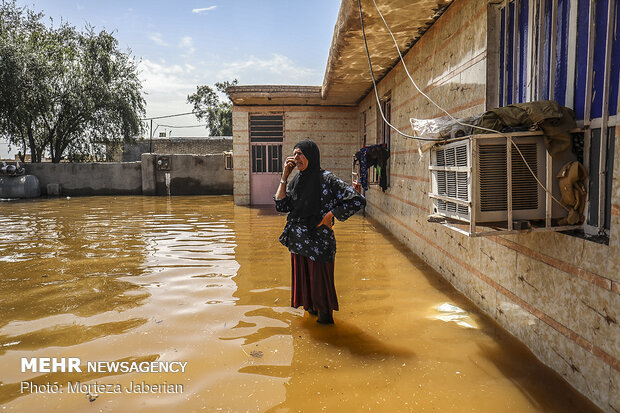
top-left (0, 175), bottom-right (41, 198)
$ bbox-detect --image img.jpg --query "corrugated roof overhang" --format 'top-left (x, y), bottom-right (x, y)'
top-left (229, 0), bottom-right (453, 107)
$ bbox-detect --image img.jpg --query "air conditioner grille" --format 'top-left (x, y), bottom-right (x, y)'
top-left (445, 147), bottom-right (455, 167)
top-left (432, 142), bottom-right (470, 219)
top-left (436, 149), bottom-right (445, 166)
top-left (479, 143), bottom-right (538, 212)
top-left (437, 171), bottom-right (446, 195)
top-left (511, 144), bottom-right (538, 210)
top-left (447, 171), bottom-right (457, 197)
top-left (456, 145), bottom-right (467, 166)
top-left (457, 172), bottom-right (468, 200)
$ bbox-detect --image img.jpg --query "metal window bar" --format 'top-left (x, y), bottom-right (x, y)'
top-left (512, 0), bottom-right (519, 103)
top-left (581, 0), bottom-right (595, 232)
top-left (549, 0), bottom-right (558, 100)
top-left (566, 0), bottom-right (578, 107)
top-left (598, 0), bottom-right (614, 233)
top-left (582, 0), bottom-right (616, 235)
top-left (503, 0), bottom-right (510, 106)
top-left (267, 144), bottom-right (283, 173)
top-left (526, 0), bottom-right (535, 101)
top-left (537, 0), bottom-right (546, 100)
top-left (584, 0), bottom-right (596, 125)
top-left (507, 136), bottom-right (513, 230)
top-left (493, 0), bottom-right (616, 236)
top-left (252, 145), bottom-right (266, 173)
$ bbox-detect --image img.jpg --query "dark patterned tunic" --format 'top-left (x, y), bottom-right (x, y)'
top-left (274, 170), bottom-right (366, 263)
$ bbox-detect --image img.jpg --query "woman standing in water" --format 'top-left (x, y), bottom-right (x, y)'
top-left (274, 139), bottom-right (366, 324)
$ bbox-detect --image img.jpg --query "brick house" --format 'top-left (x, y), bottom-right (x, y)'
top-left (228, 0), bottom-right (619, 410)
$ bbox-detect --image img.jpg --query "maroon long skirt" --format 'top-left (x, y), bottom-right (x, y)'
top-left (291, 253), bottom-right (339, 314)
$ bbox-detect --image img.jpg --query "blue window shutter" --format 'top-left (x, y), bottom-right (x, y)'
top-left (609, 1), bottom-right (619, 116)
top-left (591, 0), bottom-right (609, 119)
top-left (554, 0), bottom-right (571, 105)
top-left (518, 0), bottom-right (529, 103)
top-left (574, 0), bottom-right (590, 120)
top-left (507, 2), bottom-right (515, 104)
top-left (542, 0), bottom-right (554, 100)
top-left (500, 7), bottom-right (506, 106)
top-left (604, 126), bottom-right (615, 229)
top-left (587, 128), bottom-right (601, 225)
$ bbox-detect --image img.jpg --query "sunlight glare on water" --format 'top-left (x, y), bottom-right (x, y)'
top-left (0, 196), bottom-right (600, 412)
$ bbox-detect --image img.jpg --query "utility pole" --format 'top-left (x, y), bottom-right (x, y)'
top-left (149, 119), bottom-right (153, 153)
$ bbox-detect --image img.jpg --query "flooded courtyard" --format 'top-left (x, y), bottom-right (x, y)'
top-left (0, 196), bottom-right (600, 412)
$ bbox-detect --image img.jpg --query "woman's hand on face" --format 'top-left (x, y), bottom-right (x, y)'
top-left (317, 211), bottom-right (334, 229)
top-left (283, 156), bottom-right (296, 177)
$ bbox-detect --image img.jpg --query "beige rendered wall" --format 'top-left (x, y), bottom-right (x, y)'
top-left (358, 0), bottom-right (619, 411)
top-left (232, 106), bottom-right (359, 206)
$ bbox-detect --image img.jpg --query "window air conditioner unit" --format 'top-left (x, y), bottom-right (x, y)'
top-left (429, 132), bottom-right (573, 227)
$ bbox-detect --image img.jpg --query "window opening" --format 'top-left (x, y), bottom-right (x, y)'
top-left (494, 0), bottom-right (618, 237)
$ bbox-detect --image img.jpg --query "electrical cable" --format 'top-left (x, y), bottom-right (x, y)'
top-left (362, 0), bottom-right (570, 212)
top-left (156, 123), bottom-right (208, 128)
top-left (357, 0), bottom-right (441, 142)
top-left (141, 112), bottom-right (194, 121)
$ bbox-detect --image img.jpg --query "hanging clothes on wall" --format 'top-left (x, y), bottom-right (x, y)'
top-left (354, 147), bottom-right (370, 190)
top-left (354, 144), bottom-right (390, 191)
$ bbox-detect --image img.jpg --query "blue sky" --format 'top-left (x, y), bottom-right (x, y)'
top-left (1, 1), bottom-right (341, 157)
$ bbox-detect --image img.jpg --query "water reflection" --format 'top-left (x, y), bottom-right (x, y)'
top-left (0, 198), bottom-right (151, 329)
top-left (430, 302), bottom-right (478, 329)
top-left (0, 196), bottom-right (602, 412)
top-left (0, 318), bottom-right (148, 355)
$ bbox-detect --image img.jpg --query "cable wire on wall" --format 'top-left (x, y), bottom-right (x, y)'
top-left (359, 0), bottom-right (569, 212)
top-left (357, 0), bottom-right (439, 142)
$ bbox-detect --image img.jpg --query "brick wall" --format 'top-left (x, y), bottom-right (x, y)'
top-left (113, 138), bottom-right (233, 162)
top-left (232, 106), bottom-right (359, 206)
top-left (359, 0), bottom-right (619, 410)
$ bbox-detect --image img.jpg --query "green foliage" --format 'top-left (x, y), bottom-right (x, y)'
top-left (0, 0), bottom-right (145, 162)
top-left (187, 79), bottom-right (238, 136)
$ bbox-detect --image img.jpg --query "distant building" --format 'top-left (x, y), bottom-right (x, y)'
top-left (0, 139), bottom-right (13, 161)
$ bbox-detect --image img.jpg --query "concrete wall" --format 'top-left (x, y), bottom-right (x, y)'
top-left (121, 142), bottom-right (151, 162)
top-left (112, 137), bottom-right (233, 162)
top-left (141, 153), bottom-right (232, 196)
top-left (25, 162), bottom-right (142, 196)
top-left (21, 154), bottom-right (232, 196)
top-left (357, 0), bottom-right (619, 411)
top-left (232, 106), bottom-right (359, 205)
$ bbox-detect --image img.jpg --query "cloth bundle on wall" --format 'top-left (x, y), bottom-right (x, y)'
top-left (354, 144), bottom-right (390, 191)
top-left (475, 100), bottom-right (577, 158)
top-left (556, 161), bottom-right (588, 225)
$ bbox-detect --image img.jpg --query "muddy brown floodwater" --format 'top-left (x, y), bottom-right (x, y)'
top-left (0, 196), bottom-right (601, 412)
